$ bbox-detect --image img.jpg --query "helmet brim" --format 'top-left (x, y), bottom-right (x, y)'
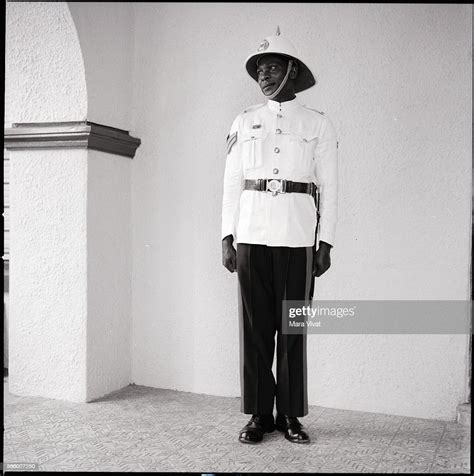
top-left (245, 52), bottom-right (316, 93)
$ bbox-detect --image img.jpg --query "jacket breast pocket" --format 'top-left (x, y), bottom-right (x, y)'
top-left (288, 130), bottom-right (319, 174)
top-left (240, 128), bottom-right (267, 170)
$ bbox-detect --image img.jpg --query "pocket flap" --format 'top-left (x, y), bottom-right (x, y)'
top-left (289, 130), bottom-right (319, 143)
top-left (241, 127), bottom-right (267, 141)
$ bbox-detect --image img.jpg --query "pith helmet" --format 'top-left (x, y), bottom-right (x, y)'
top-left (244, 26), bottom-right (316, 93)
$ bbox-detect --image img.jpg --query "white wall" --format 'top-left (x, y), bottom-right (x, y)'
top-left (86, 150), bottom-right (132, 400)
top-left (5, 1), bottom-right (89, 401)
top-left (68, 1), bottom-right (135, 401)
top-left (130, 3), bottom-right (471, 420)
top-left (6, 1), bottom-right (133, 401)
top-left (67, 2), bottom-right (135, 131)
top-left (8, 148), bottom-right (89, 401)
top-left (5, 2), bottom-right (87, 125)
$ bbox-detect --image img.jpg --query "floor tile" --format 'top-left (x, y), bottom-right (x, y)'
top-left (4, 379), bottom-right (471, 473)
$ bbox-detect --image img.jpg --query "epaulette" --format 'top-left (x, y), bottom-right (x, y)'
top-left (241, 103), bottom-right (265, 114)
top-left (303, 105), bottom-right (325, 115)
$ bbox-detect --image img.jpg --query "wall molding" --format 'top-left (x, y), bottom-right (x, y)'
top-left (4, 121), bottom-right (141, 158)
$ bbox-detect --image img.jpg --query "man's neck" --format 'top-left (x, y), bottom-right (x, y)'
top-left (270, 92), bottom-right (296, 103)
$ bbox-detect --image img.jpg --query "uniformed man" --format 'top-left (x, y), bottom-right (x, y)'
top-left (221, 28), bottom-right (338, 444)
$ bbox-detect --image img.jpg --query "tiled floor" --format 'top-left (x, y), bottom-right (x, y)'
top-left (3, 377), bottom-right (471, 473)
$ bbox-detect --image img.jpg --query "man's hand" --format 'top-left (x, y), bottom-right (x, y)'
top-left (222, 235), bottom-right (237, 273)
top-left (313, 241), bottom-right (332, 277)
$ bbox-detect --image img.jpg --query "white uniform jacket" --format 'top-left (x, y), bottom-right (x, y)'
top-left (221, 97), bottom-right (338, 248)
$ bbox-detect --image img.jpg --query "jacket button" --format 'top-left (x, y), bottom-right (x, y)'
top-left (277, 114), bottom-right (283, 118)
top-left (273, 168), bottom-right (279, 174)
top-left (276, 128), bottom-right (282, 134)
top-left (274, 147), bottom-right (280, 153)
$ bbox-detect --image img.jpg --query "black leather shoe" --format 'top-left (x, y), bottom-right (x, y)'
top-left (275, 414), bottom-right (310, 443)
top-left (238, 414), bottom-right (275, 444)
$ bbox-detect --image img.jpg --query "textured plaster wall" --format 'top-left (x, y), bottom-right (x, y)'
top-left (8, 149), bottom-right (88, 401)
top-left (67, 2), bottom-right (135, 131)
top-left (130, 3), bottom-right (472, 420)
top-left (5, 2), bottom-right (89, 401)
top-left (6, 2), bottom-right (132, 402)
top-left (5, 2), bottom-right (87, 125)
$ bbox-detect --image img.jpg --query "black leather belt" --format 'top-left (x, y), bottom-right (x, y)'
top-left (244, 178), bottom-right (317, 196)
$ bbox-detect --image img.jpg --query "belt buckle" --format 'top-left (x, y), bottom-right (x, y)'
top-left (267, 179), bottom-right (286, 196)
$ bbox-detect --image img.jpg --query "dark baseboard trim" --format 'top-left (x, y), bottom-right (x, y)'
top-left (4, 121), bottom-right (141, 158)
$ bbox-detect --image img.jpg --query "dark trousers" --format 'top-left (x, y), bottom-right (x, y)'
top-left (236, 243), bottom-right (314, 417)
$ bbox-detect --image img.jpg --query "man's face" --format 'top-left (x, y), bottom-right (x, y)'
top-left (256, 54), bottom-right (291, 96)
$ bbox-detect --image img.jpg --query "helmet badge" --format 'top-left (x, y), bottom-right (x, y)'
top-left (257, 39), bottom-right (269, 52)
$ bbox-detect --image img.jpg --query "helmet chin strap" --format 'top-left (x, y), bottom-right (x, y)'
top-left (262, 59), bottom-right (293, 100)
